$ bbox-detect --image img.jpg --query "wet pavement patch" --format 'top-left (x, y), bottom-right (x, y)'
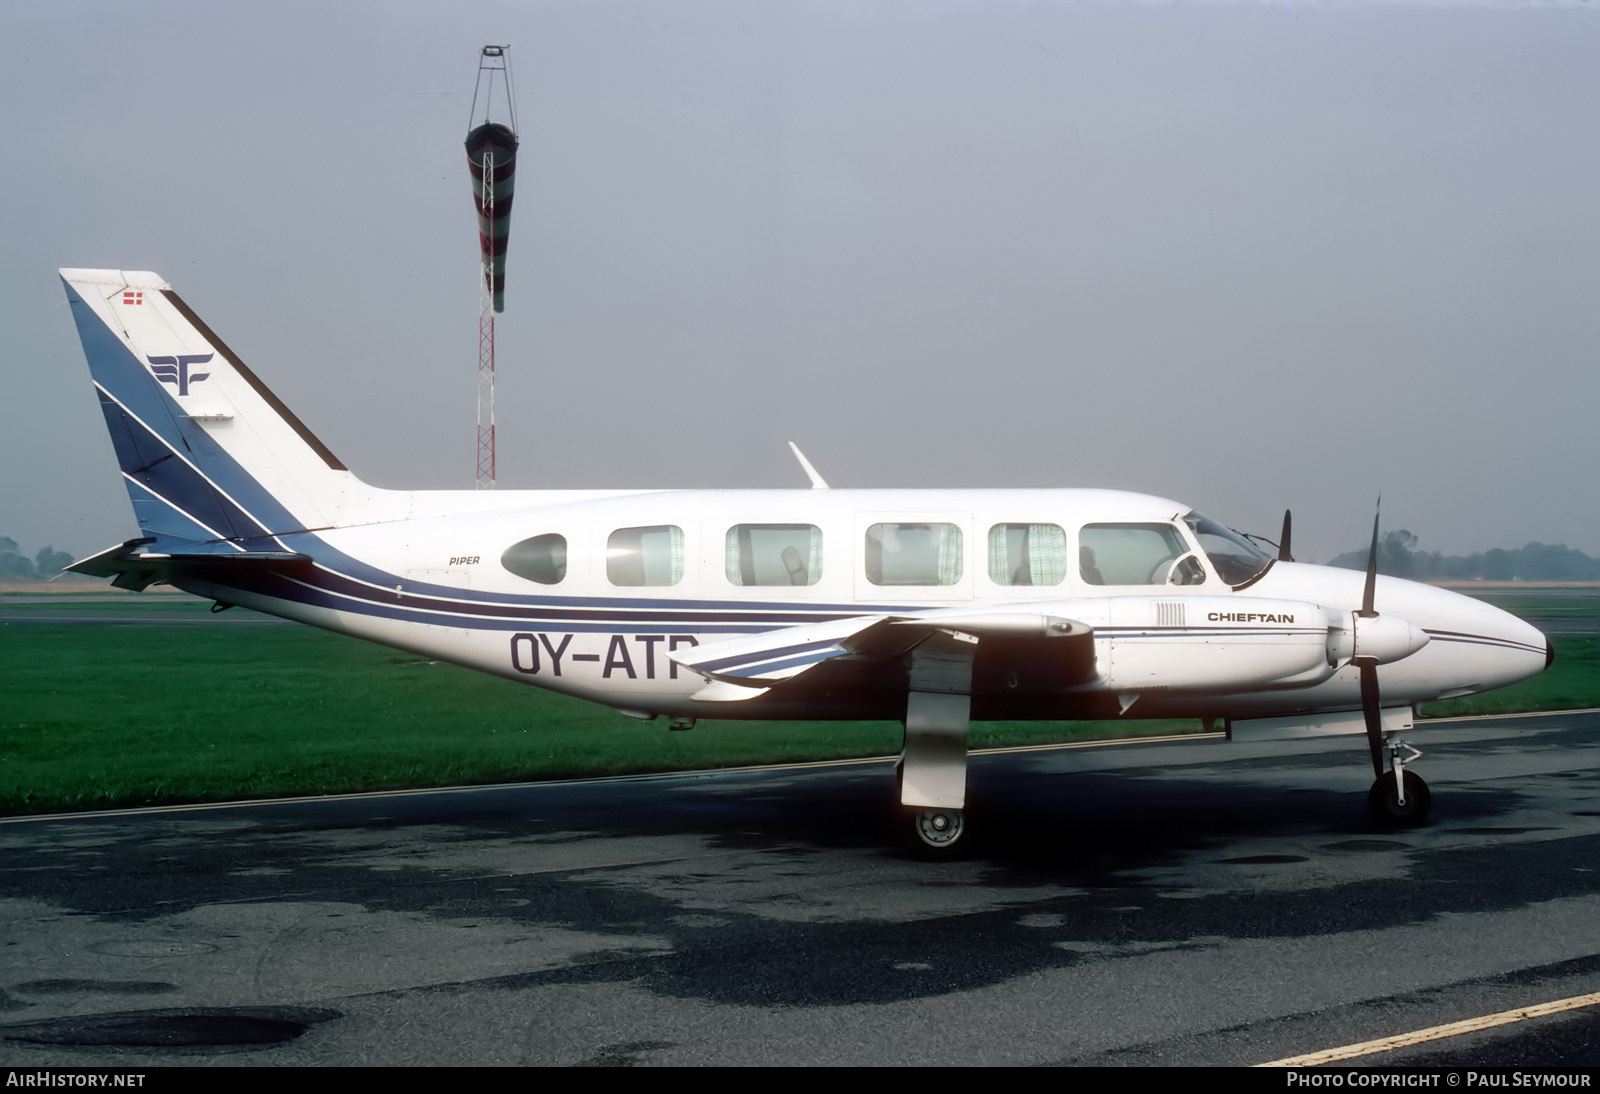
top-left (1321, 840), bottom-right (1411, 852)
top-left (13, 980), bottom-right (177, 995)
top-left (1214, 855), bottom-right (1308, 865)
top-left (87, 940), bottom-right (218, 957)
top-left (1, 1006), bottom-right (340, 1049)
top-left (575, 1040), bottom-right (676, 1067)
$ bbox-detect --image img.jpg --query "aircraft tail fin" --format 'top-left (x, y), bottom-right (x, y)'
top-left (60, 269), bottom-right (360, 553)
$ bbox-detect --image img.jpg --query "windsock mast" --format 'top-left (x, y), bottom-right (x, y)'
top-left (466, 44), bottom-right (519, 489)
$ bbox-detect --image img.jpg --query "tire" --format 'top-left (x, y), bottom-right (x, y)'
top-left (911, 807), bottom-right (966, 853)
top-left (1368, 771), bottom-right (1431, 828)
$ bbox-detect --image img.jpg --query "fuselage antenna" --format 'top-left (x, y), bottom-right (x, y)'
top-left (787, 442), bottom-right (830, 490)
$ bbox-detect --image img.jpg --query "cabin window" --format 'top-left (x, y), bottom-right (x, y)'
top-left (726, 524), bottom-right (823, 586)
top-left (501, 533), bottom-right (567, 585)
top-left (607, 525), bottom-right (684, 587)
top-left (987, 523), bottom-right (1067, 586)
top-left (865, 523), bottom-right (963, 586)
top-left (1079, 523), bottom-right (1190, 586)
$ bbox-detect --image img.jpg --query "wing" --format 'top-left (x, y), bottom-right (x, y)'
top-left (670, 607), bottom-right (1095, 703)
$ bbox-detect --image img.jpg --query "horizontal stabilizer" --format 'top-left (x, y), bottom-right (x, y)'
top-left (67, 538), bottom-right (312, 592)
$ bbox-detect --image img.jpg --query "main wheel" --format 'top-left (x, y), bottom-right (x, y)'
top-left (913, 807), bottom-right (966, 852)
top-left (1368, 771), bottom-right (1431, 827)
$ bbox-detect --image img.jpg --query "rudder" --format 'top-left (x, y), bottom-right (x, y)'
top-left (62, 269), bottom-right (359, 551)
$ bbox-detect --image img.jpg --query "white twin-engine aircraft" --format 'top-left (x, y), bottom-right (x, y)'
top-left (62, 268), bottom-right (1552, 851)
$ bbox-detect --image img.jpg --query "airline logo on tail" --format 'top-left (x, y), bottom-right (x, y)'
top-left (147, 354), bottom-right (213, 397)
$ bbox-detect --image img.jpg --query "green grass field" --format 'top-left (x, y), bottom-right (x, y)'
top-left (2, 586), bottom-right (1594, 816)
top-left (1447, 587), bottom-right (1600, 621)
top-left (0, 622), bottom-right (1202, 815)
top-left (1421, 636), bottom-right (1596, 717)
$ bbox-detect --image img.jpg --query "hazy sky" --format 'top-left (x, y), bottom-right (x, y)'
top-left (4, 0), bottom-right (1596, 564)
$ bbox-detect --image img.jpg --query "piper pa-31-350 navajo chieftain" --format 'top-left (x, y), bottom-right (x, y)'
top-left (61, 268), bottom-right (1553, 851)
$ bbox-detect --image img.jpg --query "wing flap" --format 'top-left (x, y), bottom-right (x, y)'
top-left (671, 607), bottom-right (1095, 698)
top-left (672, 614), bottom-right (889, 686)
top-left (689, 679), bottom-right (774, 703)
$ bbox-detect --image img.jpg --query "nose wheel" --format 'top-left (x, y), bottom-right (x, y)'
top-left (1369, 771), bottom-right (1431, 826)
top-left (1368, 739), bottom-right (1430, 827)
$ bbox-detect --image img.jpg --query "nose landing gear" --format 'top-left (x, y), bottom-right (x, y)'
top-left (1368, 738), bottom-right (1430, 827)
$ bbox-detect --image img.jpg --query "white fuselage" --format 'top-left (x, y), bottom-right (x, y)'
top-left (169, 485), bottom-right (1550, 724)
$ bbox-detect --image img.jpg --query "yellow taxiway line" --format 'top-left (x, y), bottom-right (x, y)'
top-left (1257, 990), bottom-right (1600, 1067)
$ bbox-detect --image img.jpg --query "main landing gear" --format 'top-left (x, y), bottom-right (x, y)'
top-left (913, 806), bottom-right (966, 851)
top-left (898, 631), bottom-right (977, 855)
top-left (1368, 737), bottom-right (1430, 827)
top-left (896, 696), bottom-right (972, 854)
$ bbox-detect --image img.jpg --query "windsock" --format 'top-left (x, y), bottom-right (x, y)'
top-left (466, 122), bottom-right (518, 313)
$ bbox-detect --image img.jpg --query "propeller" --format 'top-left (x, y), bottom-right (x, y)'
top-left (1277, 510), bottom-right (1294, 563)
top-left (1356, 504), bottom-right (1384, 776)
top-left (1339, 505), bottom-right (1430, 778)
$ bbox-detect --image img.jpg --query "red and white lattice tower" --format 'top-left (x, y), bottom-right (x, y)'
top-left (476, 173), bottom-right (496, 488)
top-left (465, 45), bottom-right (518, 489)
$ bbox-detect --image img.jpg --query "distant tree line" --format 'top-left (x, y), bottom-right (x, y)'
top-left (6, 531), bottom-right (1596, 584)
top-left (0, 537), bottom-right (75, 581)
top-left (1327, 531), bottom-right (1600, 582)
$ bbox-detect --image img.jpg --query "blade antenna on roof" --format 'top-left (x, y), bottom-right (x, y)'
top-left (787, 442), bottom-right (830, 490)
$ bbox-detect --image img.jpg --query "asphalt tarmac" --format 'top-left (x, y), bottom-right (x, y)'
top-left (3, 712), bottom-right (1599, 1067)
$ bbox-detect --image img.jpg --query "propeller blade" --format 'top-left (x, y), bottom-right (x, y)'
top-left (1278, 510), bottom-right (1294, 563)
top-left (1360, 501), bottom-right (1381, 618)
top-left (1360, 661), bottom-right (1384, 777)
top-left (1357, 499), bottom-right (1389, 777)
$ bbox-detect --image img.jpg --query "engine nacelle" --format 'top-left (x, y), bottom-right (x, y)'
top-left (1091, 595), bottom-right (1339, 694)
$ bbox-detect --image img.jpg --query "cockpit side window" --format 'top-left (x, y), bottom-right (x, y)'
top-left (1183, 512), bottom-right (1272, 586)
top-left (1079, 523), bottom-right (1191, 586)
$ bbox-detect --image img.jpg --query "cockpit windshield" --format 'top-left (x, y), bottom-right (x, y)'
top-left (1183, 511), bottom-right (1272, 586)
